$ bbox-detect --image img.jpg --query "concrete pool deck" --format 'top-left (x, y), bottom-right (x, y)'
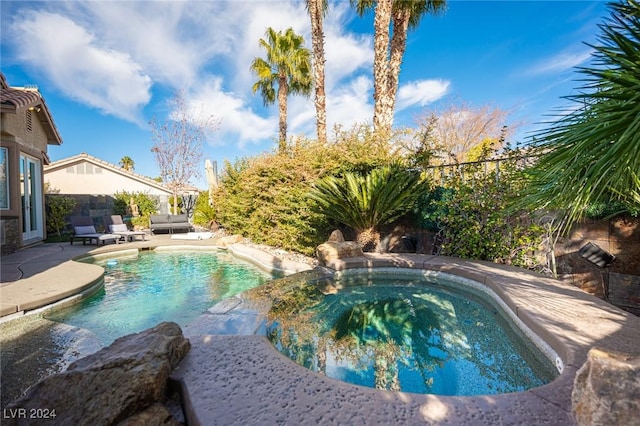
top-left (2, 239), bottom-right (640, 425)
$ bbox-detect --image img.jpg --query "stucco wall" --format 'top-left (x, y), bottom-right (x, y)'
top-left (1, 109), bottom-right (49, 153)
top-left (1, 109), bottom-right (52, 253)
top-left (45, 162), bottom-right (171, 196)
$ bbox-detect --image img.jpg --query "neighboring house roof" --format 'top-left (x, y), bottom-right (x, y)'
top-left (0, 72), bottom-right (63, 146)
top-left (45, 152), bottom-right (203, 194)
top-left (44, 153), bottom-right (175, 195)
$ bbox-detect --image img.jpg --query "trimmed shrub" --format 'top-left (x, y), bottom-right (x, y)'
top-left (213, 130), bottom-right (404, 255)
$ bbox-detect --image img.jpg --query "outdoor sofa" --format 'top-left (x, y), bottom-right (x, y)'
top-left (149, 214), bottom-right (193, 235)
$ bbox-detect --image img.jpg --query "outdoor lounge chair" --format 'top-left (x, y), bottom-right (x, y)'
top-left (103, 215), bottom-right (146, 242)
top-left (70, 216), bottom-right (120, 246)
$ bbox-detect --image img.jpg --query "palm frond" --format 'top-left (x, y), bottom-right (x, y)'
top-left (521, 0), bottom-right (640, 227)
top-left (309, 166), bottom-right (428, 232)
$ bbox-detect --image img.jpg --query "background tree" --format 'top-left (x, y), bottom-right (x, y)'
top-left (521, 0), bottom-right (640, 227)
top-left (306, 0), bottom-right (329, 144)
top-left (352, 0), bottom-right (447, 135)
top-left (119, 156), bottom-right (135, 171)
top-left (150, 90), bottom-right (219, 215)
top-left (251, 27), bottom-right (313, 151)
top-left (410, 101), bottom-right (515, 164)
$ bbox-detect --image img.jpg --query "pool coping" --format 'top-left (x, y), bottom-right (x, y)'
top-left (172, 253), bottom-right (640, 425)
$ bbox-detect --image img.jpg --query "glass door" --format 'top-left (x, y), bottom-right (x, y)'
top-left (20, 154), bottom-right (43, 241)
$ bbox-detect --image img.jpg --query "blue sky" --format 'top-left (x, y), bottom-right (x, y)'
top-left (1, 1), bottom-right (610, 189)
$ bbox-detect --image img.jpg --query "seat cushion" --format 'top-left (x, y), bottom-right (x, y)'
top-left (74, 226), bottom-right (97, 235)
top-left (110, 224), bottom-right (128, 232)
top-left (171, 214), bottom-right (189, 223)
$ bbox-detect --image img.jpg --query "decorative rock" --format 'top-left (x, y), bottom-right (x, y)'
top-left (572, 347), bottom-right (640, 426)
top-left (4, 322), bottom-right (191, 426)
top-left (316, 241), bottom-right (363, 265)
top-left (215, 234), bottom-right (243, 247)
top-left (118, 403), bottom-right (182, 426)
top-left (327, 229), bottom-right (345, 242)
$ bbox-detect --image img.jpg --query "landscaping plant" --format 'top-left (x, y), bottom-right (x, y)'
top-left (417, 156), bottom-right (545, 268)
top-left (309, 165), bottom-right (429, 251)
top-left (213, 128), bottom-right (404, 255)
top-left (521, 0), bottom-right (640, 228)
top-left (192, 190), bottom-right (217, 230)
top-left (113, 191), bottom-right (159, 229)
top-left (45, 194), bottom-right (76, 237)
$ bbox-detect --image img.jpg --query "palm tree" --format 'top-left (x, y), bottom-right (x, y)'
top-left (119, 156), bottom-right (135, 171)
top-left (308, 165), bottom-right (428, 251)
top-left (352, 0), bottom-right (447, 135)
top-left (306, 0), bottom-right (329, 144)
top-left (251, 27), bottom-right (313, 151)
top-left (521, 0), bottom-right (640, 228)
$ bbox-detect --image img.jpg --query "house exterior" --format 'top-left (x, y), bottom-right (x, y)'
top-left (0, 73), bottom-right (63, 254)
top-left (44, 153), bottom-right (200, 224)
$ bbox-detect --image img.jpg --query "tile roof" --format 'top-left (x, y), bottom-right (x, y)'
top-left (0, 72), bottom-right (62, 145)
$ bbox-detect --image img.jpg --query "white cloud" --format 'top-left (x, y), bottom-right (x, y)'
top-left (323, 2), bottom-right (373, 90)
top-left (185, 77), bottom-right (275, 149)
top-left (396, 79), bottom-right (450, 111)
top-left (326, 75), bottom-right (374, 128)
top-left (10, 11), bottom-right (152, 124)
top-left (529, 50), bottom-right (593, 75)
top-left (5, 0), bottom-right (377, 147)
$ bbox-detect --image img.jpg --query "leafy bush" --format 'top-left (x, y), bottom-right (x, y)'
top-left (193, 190), bottom-right (217, 228)
top-left (584, 198), bottom-right (639, 219)
top-left (419, 165), bottom-right (544, 268)
top-left (113, 191), bottom-right (159, 229)
top-left (213, 129), bottom-right (404, 255)
top-left (213, 153), bottom-right (329, 255)
top-left (45, 195), bottom-right (76, 236)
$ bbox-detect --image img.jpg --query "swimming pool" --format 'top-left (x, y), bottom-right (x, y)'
top-left (267, 269), bottom-right (559, 396)
top-left (1, 249), bottom-right (278, 406)
top-left (45, 250), bottom-right (278, 345)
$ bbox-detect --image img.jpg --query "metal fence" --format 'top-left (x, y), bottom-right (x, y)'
top-left (422, 154), bottom-right (540, 186)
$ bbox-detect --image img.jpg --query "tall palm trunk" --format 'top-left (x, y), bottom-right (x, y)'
top-left (278, 74), bottom-right (288, 151)
top-left (372, 0), bottom-right (393, 135)
top-left (387, 9), bottom-right (411, 126)
top-left (308, 0), bottom-right (328, 144)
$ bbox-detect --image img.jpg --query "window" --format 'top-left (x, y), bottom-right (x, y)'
top-left (0, 147), bottom-right (8, 209)
top-left (66, 166), bottom-right (75, 174)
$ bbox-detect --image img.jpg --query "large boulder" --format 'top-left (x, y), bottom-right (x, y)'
top-left (316, 241), bottom-right (363, 265)
top-left (4, 322), bottom-right (191, 426)
top-left (572, 347), bottom-right (640, 426)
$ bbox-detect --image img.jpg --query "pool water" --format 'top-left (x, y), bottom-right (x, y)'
top-left (45, 250), bottom-right (278, 345)
top-left (1, 250), bottom-right (276, 407)
top-left (268, 273), bottom-right (558, 396)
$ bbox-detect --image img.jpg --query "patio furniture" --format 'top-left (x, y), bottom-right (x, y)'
top-left (149, 214), bottom-right (193, 235)
top-left (70, 216), bottom-right (120, 246)
top-left (103, 215), bottom-right (146, 242)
